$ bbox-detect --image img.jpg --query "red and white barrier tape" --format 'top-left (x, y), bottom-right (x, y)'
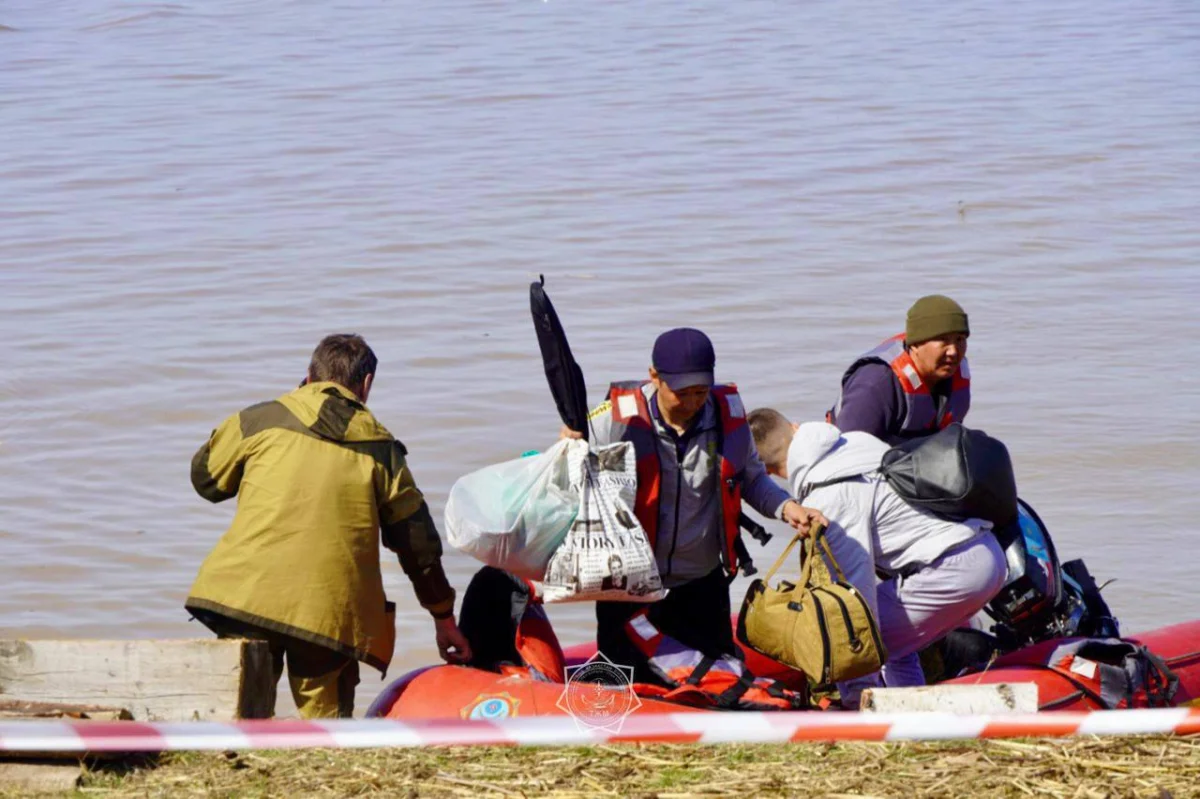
top-left (1, 708), bottom-right (1198, 752)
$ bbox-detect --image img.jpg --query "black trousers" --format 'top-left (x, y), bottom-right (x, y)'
top-left (458, 566), bottom-right (529, 671)
top-left (595, 567), bottom-right (735, 684)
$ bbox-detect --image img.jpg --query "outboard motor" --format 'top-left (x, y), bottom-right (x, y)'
top-left (925, 499), bottom-right (1121, 680)
top-left (987, 499), bottom-right (1119, 647)
top-left (988, 500), bottom-right (1063, 636)
top-left (1061, 559), bottom-right (1120, 638)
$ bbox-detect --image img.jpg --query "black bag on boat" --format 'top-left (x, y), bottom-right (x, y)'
top-left (880, 423), bottom-right (1018, 527)
top-left (529, 276), bottom-right (589, 441)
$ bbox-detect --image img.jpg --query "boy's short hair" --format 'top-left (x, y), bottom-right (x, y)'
top-left (747, 407), bottom-right (793, 472)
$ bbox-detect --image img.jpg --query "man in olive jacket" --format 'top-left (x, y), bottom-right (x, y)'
top-left (186, 334), bottom-right (470, 718)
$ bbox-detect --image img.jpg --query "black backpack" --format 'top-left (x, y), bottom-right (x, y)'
top-left (879, 423), bottom-right (1018, 527)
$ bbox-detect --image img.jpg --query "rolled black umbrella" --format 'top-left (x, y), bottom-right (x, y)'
top-left (529, 276), bottom-right (589, 441)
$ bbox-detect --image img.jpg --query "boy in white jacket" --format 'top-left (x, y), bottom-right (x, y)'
top-left (747, 409), bottom-right (1006, 708)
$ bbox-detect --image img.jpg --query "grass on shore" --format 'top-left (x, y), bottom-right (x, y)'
top-left (34, 735), bottom-right (1198, 798)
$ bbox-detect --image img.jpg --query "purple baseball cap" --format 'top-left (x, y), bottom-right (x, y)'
top-left (652, 328), bottom-right (715, 390)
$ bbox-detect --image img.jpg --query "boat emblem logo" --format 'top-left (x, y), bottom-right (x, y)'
top-left (462, 692), bottom-right (521, 720)
top-left (556, 651), bottom-right (641, 732)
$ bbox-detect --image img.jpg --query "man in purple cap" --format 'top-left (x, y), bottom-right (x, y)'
top-left (564, 328), bottom-right (826, 683)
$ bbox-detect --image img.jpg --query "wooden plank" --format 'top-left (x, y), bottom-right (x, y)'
top-left (0, 640), bottom-right (274, 721)
top-left (0, 699), bottom-right (132, 720)
top-left (861, 683), bottom-right (1039, 714)
top-left (0, 762), bottom-right (81, 792)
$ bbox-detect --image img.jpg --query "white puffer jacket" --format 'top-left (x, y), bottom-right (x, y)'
top-left (786, 422), bottom-right (989, 597)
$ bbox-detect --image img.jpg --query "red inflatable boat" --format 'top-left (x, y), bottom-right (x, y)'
top-left (369, 618), bottom-right (1200, 719)
top-left (370, 501), bottom-right (1199, 720)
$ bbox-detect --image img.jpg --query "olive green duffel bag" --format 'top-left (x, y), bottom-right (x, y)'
top-left (736, 524), bottom-right (886, 687)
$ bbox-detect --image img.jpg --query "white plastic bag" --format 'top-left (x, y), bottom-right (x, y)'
top-left (541, 442), bottom-right (667, 603)
top-left (444, 439), bottom-right (583, 580)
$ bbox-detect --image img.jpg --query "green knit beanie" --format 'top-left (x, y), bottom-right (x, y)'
top-left (906, 295), bottom-right (970, 344)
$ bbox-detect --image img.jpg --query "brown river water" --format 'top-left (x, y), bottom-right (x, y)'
top-left (2, 0), bottom-right (1198, 713)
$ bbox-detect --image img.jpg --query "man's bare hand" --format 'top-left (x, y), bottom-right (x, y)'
top-left (781, 500), bottom-right (828, 536)
top-left (559, 424), bottom-right (584, 440)
top-left (434, 616), bottom-right (472, 664)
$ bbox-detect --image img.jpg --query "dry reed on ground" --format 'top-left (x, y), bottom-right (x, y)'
top-left (8, 736), bottom-right (1197, 798)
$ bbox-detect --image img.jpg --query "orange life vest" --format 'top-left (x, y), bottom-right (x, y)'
top-left (829, 333), bottom-right (970, 437)
top-left (512, 602), bottom-right (566, 684)
top-left (624, 608), bottom-right (807, 710)
top-left (607, 382), bottom-right (751, 577)
top-left (476, 572), bottom-right (566, 684)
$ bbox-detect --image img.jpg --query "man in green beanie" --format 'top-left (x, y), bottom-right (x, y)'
top-left (827, 295), bottom-right (971, 444)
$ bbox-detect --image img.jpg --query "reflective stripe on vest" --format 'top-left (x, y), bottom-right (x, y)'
top-left (830, 333), bottom-right (970, 437)
top-left (607, 381), bottom-right (749, 577)
top-left (624, 609), bottom-right (805, 710)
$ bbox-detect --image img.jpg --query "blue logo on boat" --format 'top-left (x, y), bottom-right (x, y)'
top-left (463, 692), bottom-right (519, 720)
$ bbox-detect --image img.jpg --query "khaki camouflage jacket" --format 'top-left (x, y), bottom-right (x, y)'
top-left (186, 381), bottom-right (452, 672)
